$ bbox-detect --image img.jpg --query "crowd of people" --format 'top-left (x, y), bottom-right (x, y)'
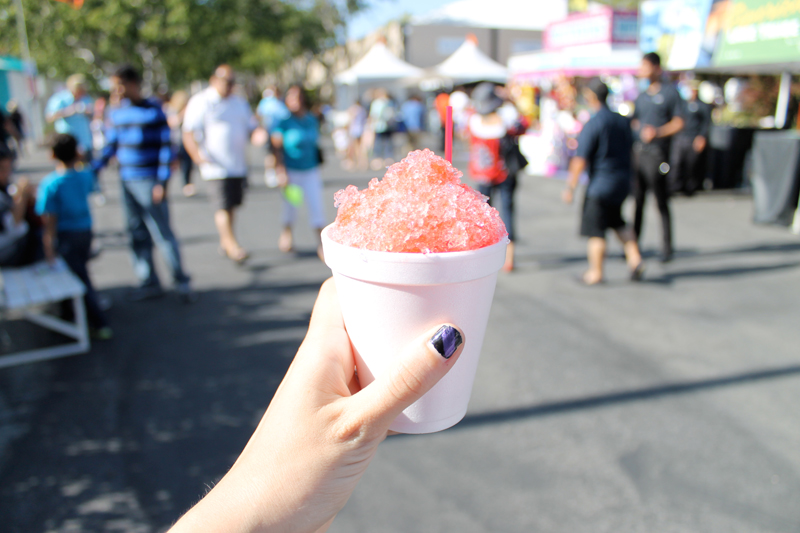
top-left (0, 63), bottom-right (335, 340)
top-left (0, 48), bottom-right (741, 528)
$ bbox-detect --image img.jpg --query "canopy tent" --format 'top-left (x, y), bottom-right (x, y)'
top-left (334, 42), bottom-right (424, 108)
top-left (335, 42), bottom-right (423, 85)
top-left (433, 37), bottom-right (508, 84)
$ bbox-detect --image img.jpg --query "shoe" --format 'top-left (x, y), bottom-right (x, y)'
top-left (127, 285), bottom-right (165, 302)
top-left (630, 262), bottom-right (645, 282)
top-left (176, 282), bottom-right (198, 304)
top-left (219, 246), bottom-right (249, 265)
top-left (183, 184), bottom-right (196, 197)
top-left (278, 229), bottom-right (294, 253)
top-left (90, 327), bottom-right (114, 340)
top-left (576, 272), bottom-right (605, 286)
top-left (659, 252), bottom-right (673, 263)
top-left (93, 193), bottom-right (107, 207)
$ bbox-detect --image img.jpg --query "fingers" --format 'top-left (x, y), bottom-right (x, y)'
top-left (351, 323), bottom-right (465, 431)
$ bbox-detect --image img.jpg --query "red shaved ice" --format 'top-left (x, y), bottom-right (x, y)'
top-left (329, 149), bottom-right (507, 253)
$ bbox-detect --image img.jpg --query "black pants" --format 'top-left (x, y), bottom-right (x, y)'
top-left (58, 230), bottom-right (108, 329)
top-left (669, 136), bottom-right (706, 196)
top-left (178, 142), bottom-right (194, 186)
top-left (478, 174), bottom-right (517, 241)
top-left (633, 143), bottom-right (672, 256)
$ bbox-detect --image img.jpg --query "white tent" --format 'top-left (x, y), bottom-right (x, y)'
top-left (434, 38), bottom-right (508, 84)
top-left (335, 42), bottom-right (423, 85)
top-left (334, 42), bottom-right (424, 107)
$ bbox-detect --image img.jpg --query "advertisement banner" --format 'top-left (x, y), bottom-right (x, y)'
top-left (640, 0), bottom-right (717, 70)
top-left (713, 0), bottom-right (800, 67)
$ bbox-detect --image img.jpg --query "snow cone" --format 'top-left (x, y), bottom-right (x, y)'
top-left (322, 149), bottom-right (508, 433)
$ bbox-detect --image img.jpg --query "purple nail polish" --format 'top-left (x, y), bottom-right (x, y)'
top-left (430, 325), bottom-right (463, 359)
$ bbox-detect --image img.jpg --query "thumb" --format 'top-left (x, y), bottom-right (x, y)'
top-left (352, 324), bottom-right (465, 431)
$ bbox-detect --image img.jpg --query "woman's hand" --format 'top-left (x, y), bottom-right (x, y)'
top-left (169, 279), bottom-right (465, 533)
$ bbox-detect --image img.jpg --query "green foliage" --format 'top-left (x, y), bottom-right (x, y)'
top-left (0, 0), bottom-right (353, 88)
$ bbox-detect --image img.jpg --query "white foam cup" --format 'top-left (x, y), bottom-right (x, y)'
top-left (321, 225), bottom-right (507, 433)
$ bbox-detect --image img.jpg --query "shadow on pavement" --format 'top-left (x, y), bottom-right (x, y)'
top-left (451, 363), bottom-right (800, 432)
top-left (643, 261), bottom-right (800, 285)
top-left (0, 280), bottom-right (321, 532)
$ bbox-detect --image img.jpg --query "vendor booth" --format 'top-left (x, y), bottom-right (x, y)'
top-left (507, 7), bottom-right (641, 176)
top-left (334, 42), bottom-right (424, 108)
top-left (640, 0), bottom-right (800, 227)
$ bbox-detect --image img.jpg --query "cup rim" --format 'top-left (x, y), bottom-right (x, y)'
top-left (321, 224), bottom-right (508, 262)
top-left (321, 224), bottom-right (508, 285)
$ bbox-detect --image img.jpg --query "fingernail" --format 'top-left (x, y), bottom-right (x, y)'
top-left (430, 325), bottom-right (463, 359)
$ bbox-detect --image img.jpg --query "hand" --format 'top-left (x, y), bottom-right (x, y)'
top-left (561, 187), bottom-right (574, 205)
top-left (251, 127), bottom-right (269, 147)
top-left (693, 136), bottom-right (706, 153)
top-left (152, 183), bottom-right (165, 204)
top-left (169, 279), bottom-right (465, 533)
top-left (276, 167), bottom-right (288, 188)
top-left (640, 125), bottom-right (657, 144)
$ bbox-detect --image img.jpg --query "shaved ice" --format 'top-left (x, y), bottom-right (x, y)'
top-left (329, 149), bottom-right (507, 253)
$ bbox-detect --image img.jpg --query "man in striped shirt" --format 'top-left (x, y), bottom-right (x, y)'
top-left (94, 65), bottom-right (194, 303)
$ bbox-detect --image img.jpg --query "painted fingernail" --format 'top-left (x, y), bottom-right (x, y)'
top-left (430, 325), bottom-right (463, 359)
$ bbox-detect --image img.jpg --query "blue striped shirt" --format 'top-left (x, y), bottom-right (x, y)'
top-left (93, 98), bottom-right (172, 181)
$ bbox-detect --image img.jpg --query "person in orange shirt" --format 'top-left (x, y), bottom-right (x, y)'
top-left (434, 91), bottom-right (450, 151)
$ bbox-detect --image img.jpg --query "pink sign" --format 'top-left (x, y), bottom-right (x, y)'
top-left (545, 9), bottom-right (638, 51)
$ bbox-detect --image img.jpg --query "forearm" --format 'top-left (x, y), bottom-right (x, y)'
top-left (567, 157), bottom-right (586, 189)
top-left (182, 132), bottom-right (203, 164)
top-left (656, 117), bottom-right (684, 139)
top-left (42, 216), bottom-right (57, 259)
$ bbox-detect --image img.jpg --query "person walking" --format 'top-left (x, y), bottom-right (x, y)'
top-left (46, 74), bottom-right (94, 160)
top-left (37, 134), bottom-right (112, 338)
top-left (165, 91), bottom-right (196, 197)
top-left (467, 83), bottom-right (523, 272)
top-left (183, 65), bottom-right (263, 264)
top-left (368, 88), bottom-right (396, 169)
top-left (670, 80), bottom-right (711, 196)
top-left (271, 85), bottom-right (326, 259)
top-left (93, 65), bottom-right (195, 303)
top-left (257, 87), bottom-right (290, 187)
top-left (562, 79), bottom-right (644, 286)
top-left (400, 94), bottom-right (426, 152)
top-left (631, 52), bottom-right (684, 263)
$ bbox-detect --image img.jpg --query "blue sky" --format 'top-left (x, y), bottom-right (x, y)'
top-left (347, 0), bottom-right (454, 39)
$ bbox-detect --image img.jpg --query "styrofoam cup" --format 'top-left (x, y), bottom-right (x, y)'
top-left (321, 225), bottom-right (507, 433)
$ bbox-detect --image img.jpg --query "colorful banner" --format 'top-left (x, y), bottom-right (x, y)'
top-left (640, 0), bottom-right (716, 70)
top-left (713, 0), bottom-right (800, 66)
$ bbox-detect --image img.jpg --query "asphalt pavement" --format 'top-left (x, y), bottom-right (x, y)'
top-left (1, 140), bottom-right (799, 533)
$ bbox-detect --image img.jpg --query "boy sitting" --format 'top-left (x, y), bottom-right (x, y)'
top-left (36, 133), bottom-right (112, 339)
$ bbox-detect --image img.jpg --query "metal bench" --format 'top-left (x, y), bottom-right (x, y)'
top-left (0, 258), bottom-right (89, 368)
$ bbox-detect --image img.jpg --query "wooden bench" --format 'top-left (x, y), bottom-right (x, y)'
top-left (0, 258), bottom-right (89, 368)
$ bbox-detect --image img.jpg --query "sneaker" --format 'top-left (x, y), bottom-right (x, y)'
top-left (127, 285), bottom-right (165, 302)
top-left (176, 282), bottom-right (198, 304)
top-left (93, 193), bottom-right (107, 207)
top-left (90, 327), bottom-right (114, 340)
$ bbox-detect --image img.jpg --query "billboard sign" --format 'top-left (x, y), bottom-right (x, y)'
top-left (713, 0), bottom-right (800, 67)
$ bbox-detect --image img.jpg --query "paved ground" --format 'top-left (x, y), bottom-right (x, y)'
top-left (1, 141), bottom-right (799, 533)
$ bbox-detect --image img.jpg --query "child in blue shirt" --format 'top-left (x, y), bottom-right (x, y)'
top-left (36, 134), bottom-right (111, 338)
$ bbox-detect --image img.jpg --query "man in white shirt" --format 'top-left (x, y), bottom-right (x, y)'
top-left (182, 65), bottom-right (264, 264)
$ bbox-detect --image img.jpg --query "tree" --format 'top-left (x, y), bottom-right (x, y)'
top-left (0, 0), bottom-right (355, 89)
